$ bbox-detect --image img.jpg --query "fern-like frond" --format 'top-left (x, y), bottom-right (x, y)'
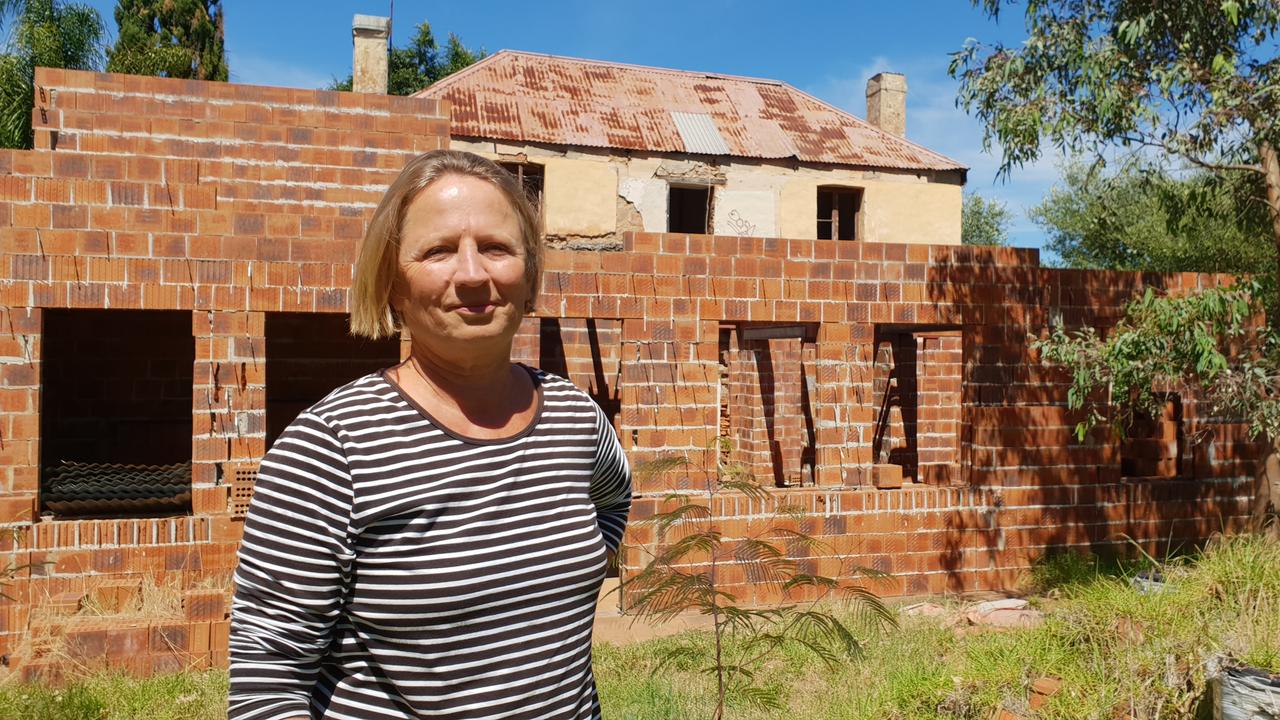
top-left (633, 454), bottom-right (690, 481)
top-left (840, 585), bottom-right (899, 629)
top-left (719, 477), bottom-right (771, 502)
top-left (782, 573), bottom-right (840, 591)
top-left (647, 502), bottom-right (712, 537)
top-left (767, 527), bottom-right (831, 553)
top-left (731, 684), bottom-right (785, 710)
top-left (653, 643), bottom-right (704, 673)
top-left (654, 530), bottom-right (721, 565)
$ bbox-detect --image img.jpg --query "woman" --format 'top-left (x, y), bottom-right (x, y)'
top-left (229, 149), bottom-right (631, 720)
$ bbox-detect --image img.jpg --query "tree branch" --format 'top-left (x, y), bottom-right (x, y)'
top-left (1116, 133), bottom-right (1264, 175)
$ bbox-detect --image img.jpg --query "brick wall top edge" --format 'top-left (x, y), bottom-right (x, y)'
top-left (34, 68), bottom-right (449, 120)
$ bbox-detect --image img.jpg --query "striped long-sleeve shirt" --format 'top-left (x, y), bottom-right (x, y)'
top-left (229, 367), bottom-right (631, 720)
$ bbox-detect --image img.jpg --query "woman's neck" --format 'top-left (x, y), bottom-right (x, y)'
top-left (399, 343), bottom-right (534, 432)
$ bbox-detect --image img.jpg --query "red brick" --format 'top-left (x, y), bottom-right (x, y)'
top-left (183, 589), bottom-right (229, 622)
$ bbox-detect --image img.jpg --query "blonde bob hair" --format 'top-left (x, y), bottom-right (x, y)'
top-left (350, 149), bottom-right (543, 339)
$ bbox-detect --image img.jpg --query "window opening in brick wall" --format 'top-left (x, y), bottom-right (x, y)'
top-left (498, 161), bottom-right (544, 213)
top-left (40, 309), bottom-right (194, 518)
top-left (534, 318), bottom-right (623, 433)
top-left (872, 325), bottom-right (962, 485)
top-left (668, 184), bottom-right (712, 234)
top-left (724, 323), bottom-right (817, 487)
top-left (817, 186), bottom-right (863, 240)
top-left (1121, 393), bottom-right (1183, 478)
top-left (265, 313), bottom-right (401, 449)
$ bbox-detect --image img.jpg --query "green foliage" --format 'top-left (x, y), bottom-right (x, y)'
top-left (951, 0), bottom-right (1280, 282)
top-left (622, 454), bottom-right (894, 719)
top-left (960, 192), bottom-right (1013, 246)
top-left (1032, 160), bottom-right (1274, 272)
top-left (1032, 281), bottom-right (1277, 442)
top-left (328, 21), bottom-right (485, 95)
top-left (0, 0), bottom-right (105, 148)
top-left (106, 0), bottom-right (227, 81)
top-left (950, 0), bottom-right (1280, 176)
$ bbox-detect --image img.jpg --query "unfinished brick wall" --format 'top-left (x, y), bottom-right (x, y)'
top-left (0, 68), bottom-right (447, 677)
top-left (0, 68), bottom-right (1265, 679)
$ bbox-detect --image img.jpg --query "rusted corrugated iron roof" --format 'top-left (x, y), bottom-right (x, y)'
top-left (415, 51), bottom-right (965, 172)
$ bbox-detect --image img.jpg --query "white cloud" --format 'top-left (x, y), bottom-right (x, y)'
top-left (227, 51), bottom-right (338, 90)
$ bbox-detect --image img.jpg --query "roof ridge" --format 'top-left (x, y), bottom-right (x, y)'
top-left (460, 49), bottom-right (787, 87)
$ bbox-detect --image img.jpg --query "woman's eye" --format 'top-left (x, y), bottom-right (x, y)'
top-left (421, 246), bottom-right (449, 260)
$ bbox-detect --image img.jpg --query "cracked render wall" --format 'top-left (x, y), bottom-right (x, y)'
top-left (0, 68), bottom-right (1265, 680)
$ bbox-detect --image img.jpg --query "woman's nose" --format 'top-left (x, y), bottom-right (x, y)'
top-left (453, 242), bottom-right (488, 285)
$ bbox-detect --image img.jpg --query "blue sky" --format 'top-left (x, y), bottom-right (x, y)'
top-left (78, 0), bottom-right (1062, 251)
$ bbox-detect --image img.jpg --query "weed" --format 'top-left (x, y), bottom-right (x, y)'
top-left (621, 452), bottom-right (895, 719)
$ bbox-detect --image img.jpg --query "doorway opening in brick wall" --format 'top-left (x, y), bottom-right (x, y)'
top-left (40, 309), bottom-right (194, 518)
top-left (533, 318), bottom-right (623, 433)
top-left (872, 325), bottom-right (962, 485)
top-left (264, 313), bottom-right (401, 449)
top-left (720, 323), bottom-right (818, 487)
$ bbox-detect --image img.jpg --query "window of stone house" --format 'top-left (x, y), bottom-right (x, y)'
top-left (40, 309), bottom-right (194, 518)
top-left (817, 186), bottom-right (863, 240)
top-left (668, 184), bottom-right (712, 234)
top-left (498, 161), bottom-right (544, 213)
top-left (265, 313), bottom-right (401, 449)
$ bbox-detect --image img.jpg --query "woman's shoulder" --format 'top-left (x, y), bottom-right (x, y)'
top-left (523, 365), bottom-right (609, 417)
top-left (302, 369), bottom-right (402, 424)
top-left (525, 365), bottom-right (589, 399)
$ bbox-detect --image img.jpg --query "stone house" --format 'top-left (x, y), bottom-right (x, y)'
top-left (411, 50), bottom-right (965, 249)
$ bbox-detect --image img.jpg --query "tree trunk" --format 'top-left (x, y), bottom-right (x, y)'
top-left (1262, 141), bottom-right (1280, 289)
top-left (1259, 142), bottom-right (1280, 532)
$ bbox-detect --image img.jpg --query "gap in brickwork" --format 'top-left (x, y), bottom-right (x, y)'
top-left (534, 318), bottom-right (623, 433)
top-left (873, 325), bottom-right (962, 485)
top-left (40, 309), bottom-right (194, 518)
top-left (724, 323), bottom-right (818, 488)
top-left (264, 312), bottom-right (401, 449)
top-left (1121, 392), bottom-right (1183, 478)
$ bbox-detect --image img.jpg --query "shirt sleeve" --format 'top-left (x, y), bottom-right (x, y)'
top-left (587, 402), bottom-right (631, 554)
top-left (228, 412), bottom-right (355, 720)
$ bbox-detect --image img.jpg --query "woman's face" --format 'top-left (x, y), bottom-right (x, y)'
top-left (392, 174), bottom-right (529, 359)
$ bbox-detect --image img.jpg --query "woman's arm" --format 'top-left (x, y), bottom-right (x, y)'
top-left (588, 403), bottom-right (631, 555)
top-left (228, 413), bottom-right (355, 720)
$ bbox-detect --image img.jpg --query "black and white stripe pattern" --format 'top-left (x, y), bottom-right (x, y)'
top-left (229, 367), bottom-right (631, 720)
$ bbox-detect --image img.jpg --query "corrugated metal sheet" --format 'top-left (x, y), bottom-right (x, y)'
top-left (42, 460), bottom-right (191, 517)
top-left (671, 111), bottom-right (731, 155)
top-left (417, 51), bottom-right (966, 171)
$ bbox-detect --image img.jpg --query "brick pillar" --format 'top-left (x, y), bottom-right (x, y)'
top-left (192, 311), bottom-right (265, 516)
top-left (812, 321), bottom-right (875, 486)
top-left (0, 307), bottom-right (40, 522)
top-left (0, 306), bottom-right (39, 659)
top-left (619, 318), bottom-right (718, 494)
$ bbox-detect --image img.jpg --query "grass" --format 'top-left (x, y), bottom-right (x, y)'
top-left (593, 532), bottom-right (1280, 719)
top-left (1, 533), bottom-right (1276, 719)
top-left (0, 671), bottom-right (227, 720)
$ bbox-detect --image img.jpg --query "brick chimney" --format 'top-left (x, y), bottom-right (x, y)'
top-left (866, 72), bottom-right (907, 137)
top-left (351, 15), bottom-right (391, 94)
